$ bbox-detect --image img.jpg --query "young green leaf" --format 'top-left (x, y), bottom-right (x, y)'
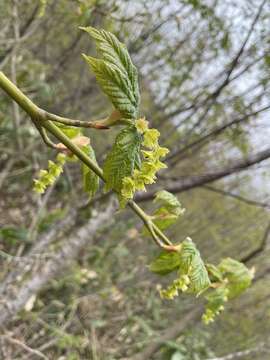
top-left (81, 145), bottom-right (99, 200)
top-left (158, 238), bottom-right (210, 300)
top-left (154, 190), bottom-right (184, 216)
top-left (202, 259), bottom-right (253, 324)
top-left (103, 126), bottom-right (142, 192)
top-left (179, 238), bottom-right (210, 295)
top-left (56, 124), bottom-right (81, 139)
top-left (206, 263), bottom-right (223, 283)
top-left (80, 26), bottom-right (139, 106)
top-left (218, 258), bottom-right (253, 298)
top-left (134, 150), bottom-right (142, 169)
top-left (152, 207), bottom-right (179, 230)
top-left (81, 26), bottom-right (140, 120)
top-left (152, 191), bottom-right (185, 231)
top-left (83, 55), bottom-right (138, 119)
top-left (150, 251), bottom-right (181, 275)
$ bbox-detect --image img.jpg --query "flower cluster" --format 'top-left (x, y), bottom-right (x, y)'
top-left (202, 287), bottom-right (229, 324)
top-left (160, 274), bottom-right (191, 299)
top-left (121, 118), bottom-right (169, 200)
top-left (33, 153), bottom-right (66, 194)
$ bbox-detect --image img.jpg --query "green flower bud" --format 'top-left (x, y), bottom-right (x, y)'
top-left (143, 129), bottom-right (160, 148)
top-left (135, 118), bottom-right (149, 133)
top-left (121, 177), bottom-right (136, 199)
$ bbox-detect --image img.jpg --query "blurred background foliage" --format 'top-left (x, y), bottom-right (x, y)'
top-left (0, 0), bottom-right (270, 359)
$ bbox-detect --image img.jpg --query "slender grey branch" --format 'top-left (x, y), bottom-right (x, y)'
top-left (2, 334), bottom-right (48, 360)
top-left (241, 221), bottom-right (270, 264)
top-left (136, 147), bottom-right (270, 202)
top-left (202, 185), bottom-right (270, 210)
top-left (206, 342), bottom-right (267, 360)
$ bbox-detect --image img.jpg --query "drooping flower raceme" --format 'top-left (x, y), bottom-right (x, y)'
top-left (121, 118), bottom-right (169, 200)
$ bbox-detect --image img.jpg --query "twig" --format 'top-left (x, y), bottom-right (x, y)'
top-left (33, 119), bottom-right (58, 149)
top-left (45, 111), bottom-right (110, 129)
top-left (202, 185), bottom-right (270, 210)
top-left (10, 0), bottom-right (23, 150)
top-left (206, 342), bottom-right (267, 360)
top-left (0, 5), bottom-right (41, 70)
top-left (0, 71), bottom-right (179, 252)
top-left (0, 158), bottom-right (15, 188)
top-left (241, 221), bottom-right (270, 264)
top-left (3, 334), bottom-right (49, 360)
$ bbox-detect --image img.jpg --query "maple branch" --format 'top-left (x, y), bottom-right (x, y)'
top-left (0, 71), bottom-right (175, 251)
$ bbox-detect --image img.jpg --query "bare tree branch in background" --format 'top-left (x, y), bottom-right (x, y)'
top-left (2, 334), bottom-right (48, 360)
top-left (0, 4), bottom-right (40, 70)
top-left (136, 148), bottom-right (270, 202)
top-left (201, 185), bottom-right (270, 211)
top-left (206, 342), bottom-right (268, 360)
top-left (242, 221), bottom-right (270, 265)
